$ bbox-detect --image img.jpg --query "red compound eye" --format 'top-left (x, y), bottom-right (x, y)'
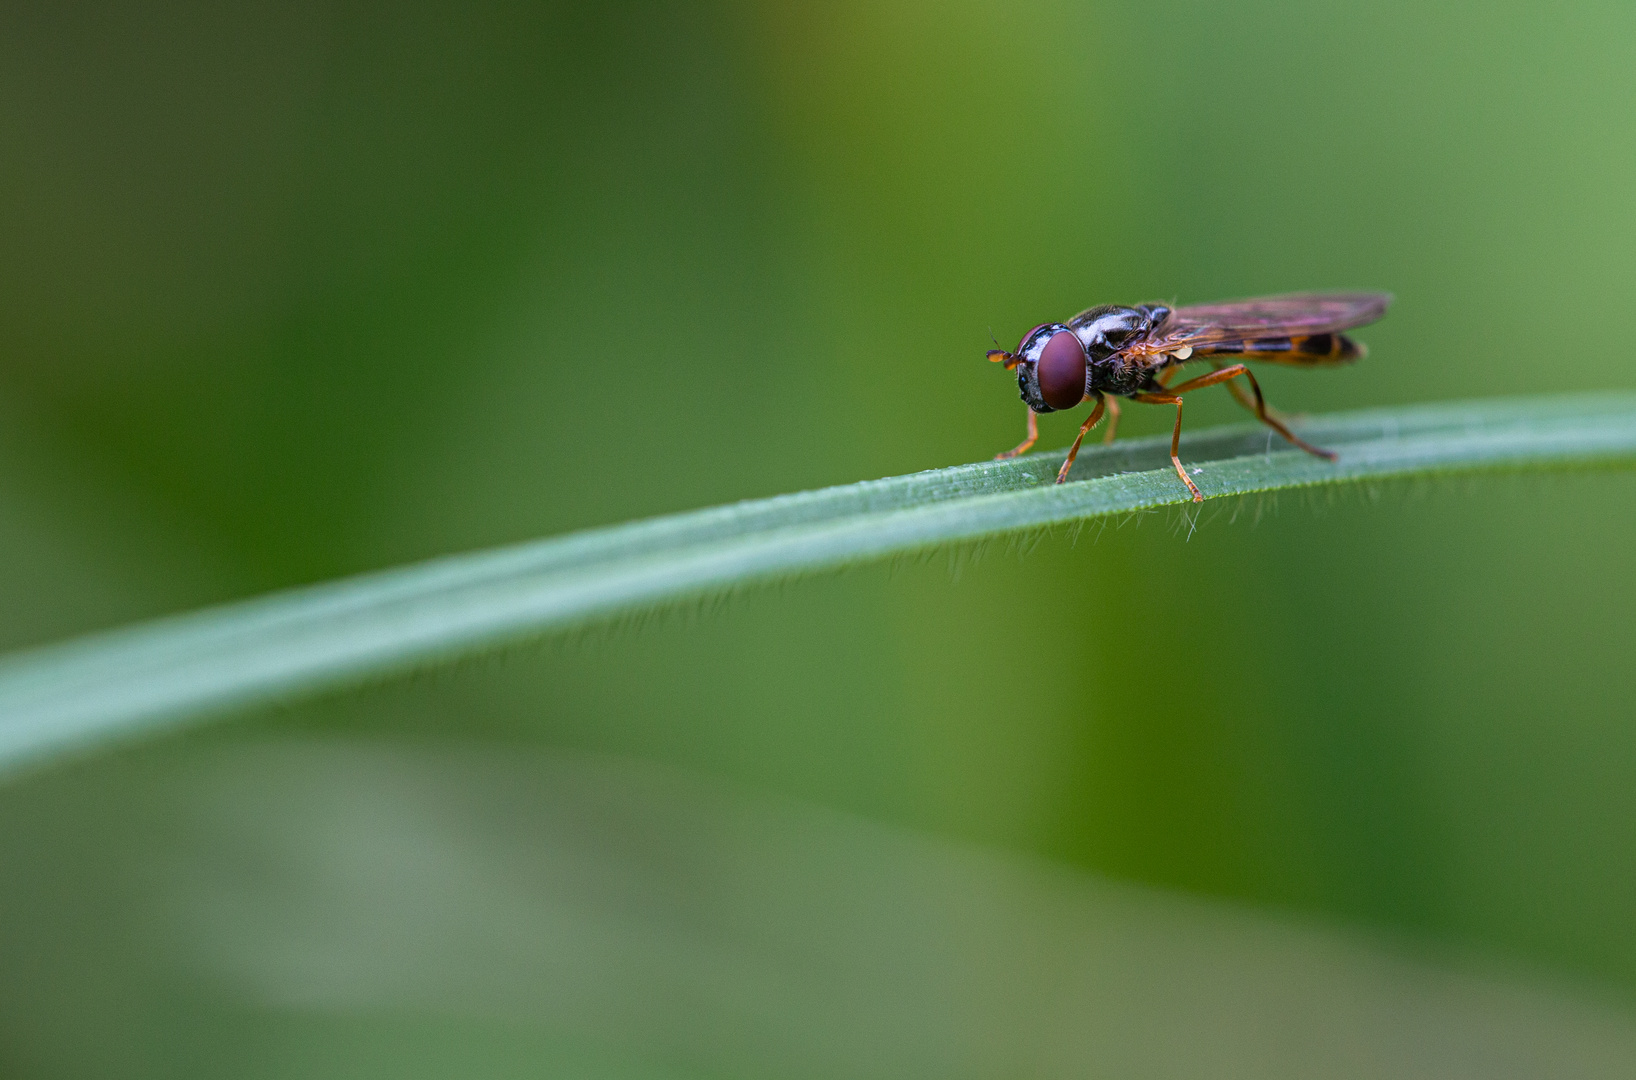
top-left (1036, 331), bottom-right (1087, 410)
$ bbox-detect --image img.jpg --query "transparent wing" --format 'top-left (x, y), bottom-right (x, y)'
top-left (1155, 291), bottom-right (1391, 348)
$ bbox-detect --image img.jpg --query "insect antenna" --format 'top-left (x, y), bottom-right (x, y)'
top-left (985, 327), bottom-right (1021, 369)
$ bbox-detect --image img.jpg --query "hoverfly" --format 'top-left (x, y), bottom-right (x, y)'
top-left (988, 291), bottom-right (1392, 501)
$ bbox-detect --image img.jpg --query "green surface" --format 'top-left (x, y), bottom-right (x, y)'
top-left (3, 392), bottom-right (1634, 777)
top-left (2, 0), bottom-right (1636, 1074)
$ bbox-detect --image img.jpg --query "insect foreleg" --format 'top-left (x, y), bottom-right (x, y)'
top-left (994, 407), bottom-right (1039, 460)
top-left (1054, 394), bottom-right (1108, 484)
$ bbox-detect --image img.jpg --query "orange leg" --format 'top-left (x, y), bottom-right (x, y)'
top-left (1219, 367), bottom-right (1258, 414)
top-left (1054, 394), bottom-right (1108, 484)
top-left (1213, 362), bottom-right (1289, 425)
top-left (1169, 364), bottom-right (1335, 461)
top-left (995, 407), bottom-right (1039, 460)
top-left (1101, 395), bottom-right (1121, 444)
top-left (1130, 391), bottom-right (1202, 501)
top-left (1155, 356), bottom-right (1208, 389)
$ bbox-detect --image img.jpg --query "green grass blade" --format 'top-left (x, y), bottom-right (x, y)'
top-left (1, 392), bottom-right (1634, 774)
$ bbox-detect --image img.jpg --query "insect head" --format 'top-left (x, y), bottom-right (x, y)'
top-left (986, 324), bottom-right (1087, 413)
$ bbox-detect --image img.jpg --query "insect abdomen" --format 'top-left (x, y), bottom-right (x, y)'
top-left (1198, 333), bottom-right (1363, 365)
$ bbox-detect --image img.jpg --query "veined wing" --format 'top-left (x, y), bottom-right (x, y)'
top-left (1154, 291), bottom-right (1391, 349)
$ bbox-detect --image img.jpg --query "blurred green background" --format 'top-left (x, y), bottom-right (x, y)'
top-left (4, 0), bottom-right (1636, 1075)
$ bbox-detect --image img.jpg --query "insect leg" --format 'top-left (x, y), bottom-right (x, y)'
top-left (1211, 362), bottom-right (1292, 425)
top-left (1101, 395), bottom-right (1121, 444)
top-left (1131, 392), bottom-right (1201, 501)
top-left (994, 407), bottom-right (1039, 460)
top-left (1054, 394), bottom-right (1108, 484)
top-left (1214, 362), bottom-right (1260, 414)
top-left (1167, 364), bottom-right (1336, 461)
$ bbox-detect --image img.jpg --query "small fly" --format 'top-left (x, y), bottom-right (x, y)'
top-left (988, 291), bottom-right (1392, 500)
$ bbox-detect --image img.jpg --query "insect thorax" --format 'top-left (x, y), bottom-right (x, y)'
top-left (1068, 303), bottom-right (1170, 397)
top-left (1094, 361), bottom-right (1156, 398)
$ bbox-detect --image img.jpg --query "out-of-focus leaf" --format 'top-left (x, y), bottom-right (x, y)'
top-left (9, 737), bottom-right (1633, 1078)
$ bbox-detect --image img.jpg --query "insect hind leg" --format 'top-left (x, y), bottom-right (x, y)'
top-left (1168, 365), bottom-right (1335, 461)
top-left (1212, 362), bottom-right (1289, 425)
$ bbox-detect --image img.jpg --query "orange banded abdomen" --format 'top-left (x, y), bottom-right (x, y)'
top-left (1195, 332), bottom-right (1363, 365)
